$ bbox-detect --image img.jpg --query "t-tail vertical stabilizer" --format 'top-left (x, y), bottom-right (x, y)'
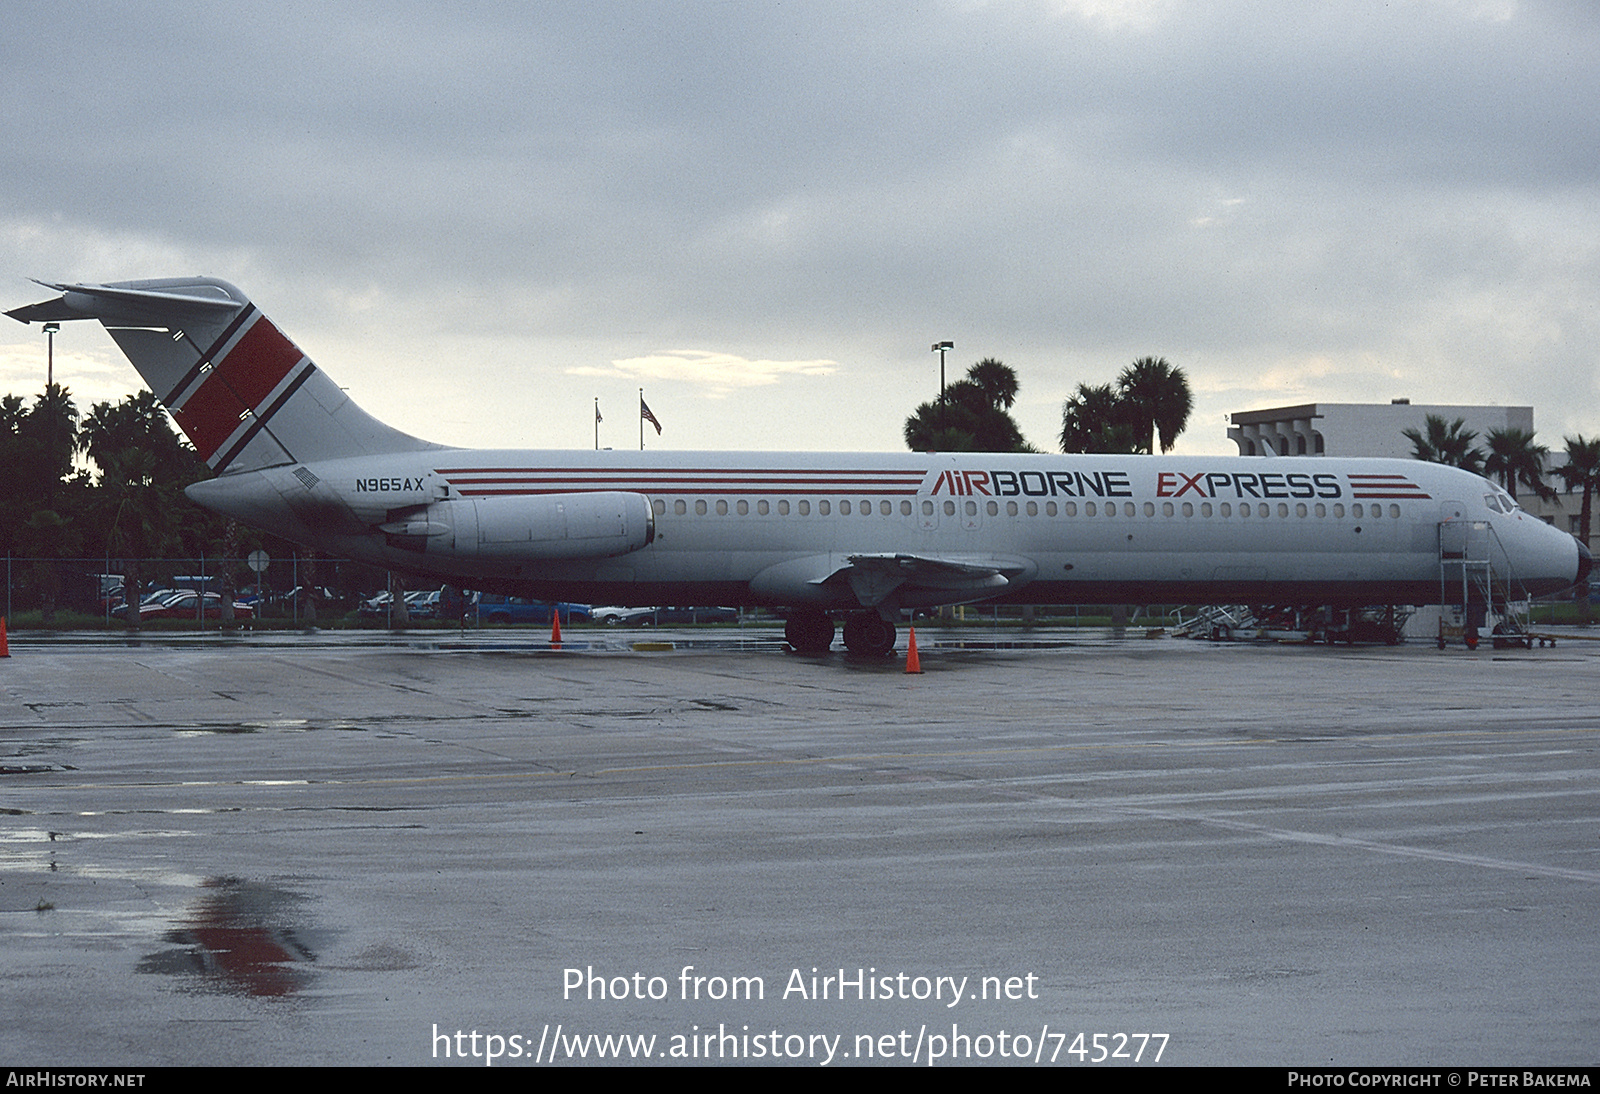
top-left (7, 277), bottom-right (438, 474)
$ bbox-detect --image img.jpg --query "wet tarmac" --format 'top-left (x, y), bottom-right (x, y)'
top-left (2, 626), bottom-right (1597, 1066)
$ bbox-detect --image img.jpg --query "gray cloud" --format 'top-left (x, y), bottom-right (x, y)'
top-left (3, 0), bottom-right (1597, 453)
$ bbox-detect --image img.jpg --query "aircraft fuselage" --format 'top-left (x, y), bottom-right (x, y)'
top-left (10, 276), bottom-right (1588, 652)
top-left (187, 448), bottom-right (1585, 610)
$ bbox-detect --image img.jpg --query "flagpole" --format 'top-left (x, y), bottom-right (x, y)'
top-left (594, 397), bottom-right (600, 450)
top-left (638, 391), bottom-right (662, 448)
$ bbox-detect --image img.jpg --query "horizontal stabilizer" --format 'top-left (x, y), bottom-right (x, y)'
top-left (7, 279), bottom-right (243, 325)
top-left (7, 276), bottom-right (439, 474)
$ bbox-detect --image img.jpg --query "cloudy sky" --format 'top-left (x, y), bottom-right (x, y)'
top-left (2, 0), bottom-right (1596, 457)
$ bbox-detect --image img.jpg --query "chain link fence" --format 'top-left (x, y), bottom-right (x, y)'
top-left (3, 553), bottom-right (383, 626)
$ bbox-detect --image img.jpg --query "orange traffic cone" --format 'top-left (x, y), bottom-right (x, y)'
top-left (0, 617), bottom-right (9, 658)
top-left (550, 609), bottom-right (562, 647)
top-left (903, 626), bottom-right (922, 674)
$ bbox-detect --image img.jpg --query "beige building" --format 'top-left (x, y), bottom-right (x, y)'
top-left (1225, 401), bottom-right (1582, 535)
top-left (1227, 400), bottom-right (1534, 460)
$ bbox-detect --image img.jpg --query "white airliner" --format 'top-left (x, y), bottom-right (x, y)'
top-left (9, 277), bottom-right (1589, 653)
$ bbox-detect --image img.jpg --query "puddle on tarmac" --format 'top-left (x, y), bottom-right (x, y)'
top-left (137, 876), bottom-right (321, 997)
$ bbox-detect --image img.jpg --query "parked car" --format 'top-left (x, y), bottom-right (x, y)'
top-left (138, 590), bottom-right (255, 621)
top-left (474, 595), bottom-right (591, 625)
top-left (404, 590), bottom-right (441, 619)
top-left (357, 588), bottom-right (464, 620)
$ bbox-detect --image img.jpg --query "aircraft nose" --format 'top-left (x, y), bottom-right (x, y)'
top-left (1577, 538), bottom-right (1593, 589)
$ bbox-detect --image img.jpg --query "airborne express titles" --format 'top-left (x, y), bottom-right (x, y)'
top-left (927, 468), bottom-right (1349, 501)
top-left (347, 466), bottom-right (1429, 503)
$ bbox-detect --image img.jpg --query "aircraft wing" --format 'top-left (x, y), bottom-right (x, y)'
top-left (751, 551), bottom-right (1037, 610)
top-left (839, 552), bottom-right (1037, 608)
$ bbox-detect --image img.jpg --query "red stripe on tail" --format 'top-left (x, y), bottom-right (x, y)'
top-left (172, 379), bottom-right (250, 460)
top-left (215, 317), bottom-right (304, 408)
top-left (170, 316), bottom-right (304, 460)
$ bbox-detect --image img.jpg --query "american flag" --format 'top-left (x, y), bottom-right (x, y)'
top-left (640, 398), bottom-right (662, 435)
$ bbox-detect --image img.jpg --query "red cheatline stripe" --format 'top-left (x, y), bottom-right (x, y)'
top-left (459, 487), bottom-right (920, 497)
top-left (442, 475), bottom-right (925, 486)
top-left (434, 466), bottom-right (928, 476)
top-left (1352, 492), bottom-right (1431, 499)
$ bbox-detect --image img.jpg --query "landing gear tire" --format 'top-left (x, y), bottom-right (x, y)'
top-left (784, 610), bottom-right (836, 654)
top-left (843, 613), bottom-right (897, 657)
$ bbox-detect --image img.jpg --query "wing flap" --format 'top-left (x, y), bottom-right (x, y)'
top-left (751, 551), bottom-right (1036, 609)
top-left (845, 552), bottom-right (1025, 589)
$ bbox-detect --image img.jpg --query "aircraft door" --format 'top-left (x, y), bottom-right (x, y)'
top-left (1438, 500), bottom-right (1468, 559)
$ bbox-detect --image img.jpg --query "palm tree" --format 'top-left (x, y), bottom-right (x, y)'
top-left (80, 390), bottom-right (198, 483)
top-left (1117, 357), bottom-right (1192, 454)
top-left (18, 384), bottom-right (79, 507)
top-left (1484, 428), bottom-right (1554, 502)
top-left (904, 401), bottom-right (976, 452)
top-left (0, 394), bottom-right (30, 555)
top-left (1558, 436), bottom-right (1600, 626)
top-left (1060, 383), bottom-right (1142, 455)
top-left (80, 391), bottom-right (222, 623)
top-left (965, 358), bottom-right (1019, 410)
top-left (904, 359), bottom-right (1031, 453)
top-left (946, 378), bottom-right (1031, 452)
top-left (18, 509), bottom-right (78, 624)
top-left (93, 448), bottom-right (167, 627)
top-left (1402, 415), bottom-right (1485, 473)
top-left (1558, 435), bottom-right (1600, 550)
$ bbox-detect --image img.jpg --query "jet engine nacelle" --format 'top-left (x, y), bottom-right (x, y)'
top-left (381, 491), bottom-right (654, 561)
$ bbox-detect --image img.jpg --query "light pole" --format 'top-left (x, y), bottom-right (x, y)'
top-left (43, 322), bottom-right (59, 388)
top-left (931, 341), bottom-right (952, 434)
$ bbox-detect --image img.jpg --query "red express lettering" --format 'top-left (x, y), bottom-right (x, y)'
top-left (1172, 471), bottom-right (1343, 500)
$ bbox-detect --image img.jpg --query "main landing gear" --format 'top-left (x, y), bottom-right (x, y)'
top-left (783, 610), bottom-right (898, 656)
top-left (843, 612), bottom-right (897, 657)
top-left (784, 610), bottom-right (835, 654)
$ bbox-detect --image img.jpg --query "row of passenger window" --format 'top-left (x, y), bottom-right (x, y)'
top-left (658, 497), bottom-right (908, 518)
top-left (651, 497), bottom-right (1405, 520)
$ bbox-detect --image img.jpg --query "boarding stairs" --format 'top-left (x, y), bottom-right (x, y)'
top-left (1170, 603), bottom-right (1261, 641)
top-left (1437, 514), bottom-right (1532, 649)
top-left (1171, 603), bottom-right (1410, 645)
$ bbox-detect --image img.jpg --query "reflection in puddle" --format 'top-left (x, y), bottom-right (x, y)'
top-left (138, 877), bottom-right (317, 997)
